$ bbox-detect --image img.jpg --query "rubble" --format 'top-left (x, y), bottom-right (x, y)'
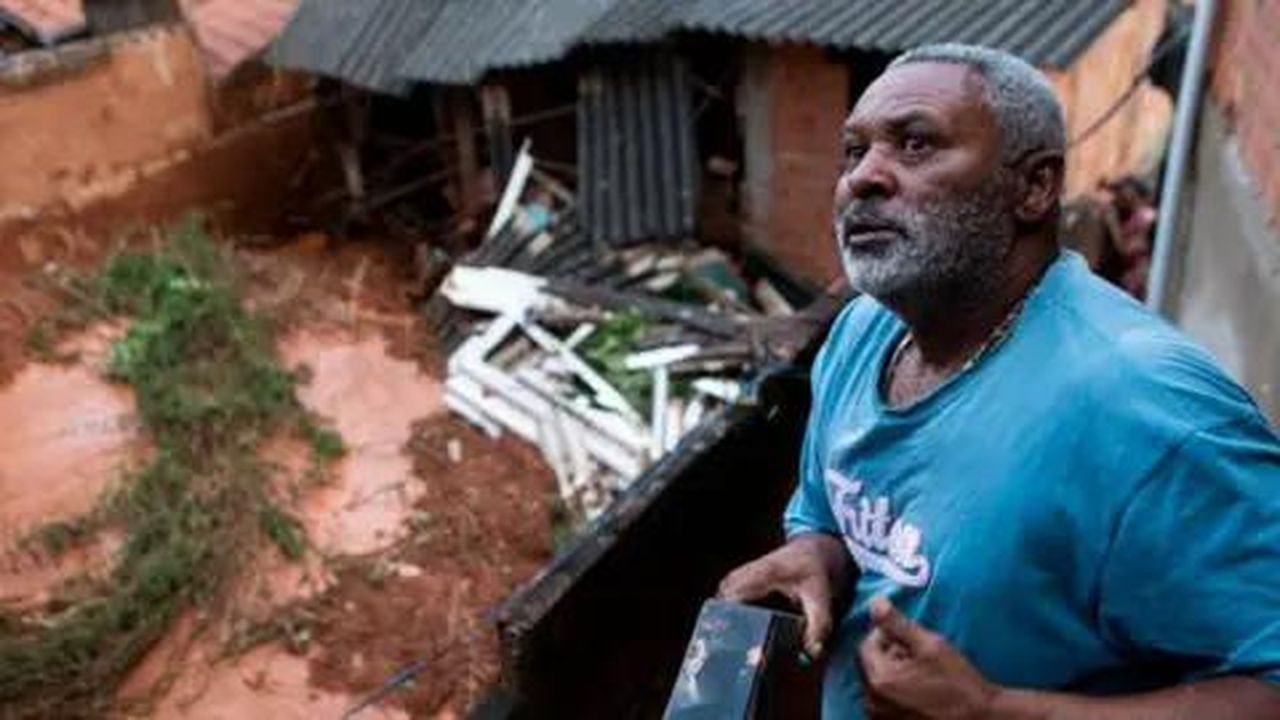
top-left (429, 151), bottom-right (820, 522)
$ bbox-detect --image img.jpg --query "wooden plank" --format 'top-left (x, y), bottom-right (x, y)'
top-left (514, 369), bottom-right (649, 471)
top-left (547, 279), bottom-right (741, 339)
top-left (519, 319), bottom-right (644, 424)
top-left (487, 138), bottom-right (535, 239)
top-left (692, 378), bottom-right (742, 404)
top-left (440, 267), bottom-right (547, 317)
top-left (650, 366), bottom-right (670, 462)
top-left (623, 344), bottom-right (701, 371)
top-left (444, 379), bottom-right (503, 438)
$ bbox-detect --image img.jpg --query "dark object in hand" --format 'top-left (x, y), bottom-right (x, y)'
top-left (664, 599), bottom-right (821, 719)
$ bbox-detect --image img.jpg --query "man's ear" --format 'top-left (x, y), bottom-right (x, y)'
top-left (1014, 150), bottom-right (1065, 224)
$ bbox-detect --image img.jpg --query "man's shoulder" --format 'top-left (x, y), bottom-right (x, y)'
top-left (1038, 259), bottom-right (1262, 433)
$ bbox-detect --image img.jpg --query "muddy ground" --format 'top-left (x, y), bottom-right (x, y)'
top-left (0, 227), bottom-right (557, 718)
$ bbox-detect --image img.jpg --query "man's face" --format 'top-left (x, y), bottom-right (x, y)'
top-left (834, 62), bottom-right (1014, 307)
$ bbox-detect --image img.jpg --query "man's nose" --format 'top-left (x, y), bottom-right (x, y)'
top-left (838, 146), bottom-right (899, 201)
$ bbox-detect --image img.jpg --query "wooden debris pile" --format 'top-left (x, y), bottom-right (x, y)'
top-left (427, 148), bottom-right (817, 521)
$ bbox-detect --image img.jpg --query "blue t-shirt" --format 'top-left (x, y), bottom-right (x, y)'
top-left (785, 251), bottom-right (1280, 718)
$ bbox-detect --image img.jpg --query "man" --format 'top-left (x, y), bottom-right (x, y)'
top-left (719, 44), bottom-right (1280, 719)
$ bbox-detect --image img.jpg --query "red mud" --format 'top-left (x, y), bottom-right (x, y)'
top-left (0, 324), bottom-right (137, 610)
top-left (0, 363), bottom-right (134, 540)
top-left (121, 614), bottom-right (408, 720)
top-left (306, 415), bottom-right (557, 717)
top-left (282, 331), bottom-right (444, 556)
top-left (0, 530), bottom-right (123, 612)
top-left (124, 331), bottom-right (555, 718)
top-left (120, 328), bottom-right (448, 718)
top-left (2, 235), bottom-right (555, 718)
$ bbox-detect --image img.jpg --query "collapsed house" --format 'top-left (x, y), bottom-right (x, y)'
top-left (263, 0), bottom-right (1173, 522)
top-left (428, 146), bottom-right (825, 517)
top-left (269, 0), bottom-right (1172, 285)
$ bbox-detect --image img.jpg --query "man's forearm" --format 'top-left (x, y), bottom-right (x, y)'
top-left (990, 676), bottom-right (1280, 720)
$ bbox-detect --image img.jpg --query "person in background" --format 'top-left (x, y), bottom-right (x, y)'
top-left (1102, 177), bottom-right (1158, 299)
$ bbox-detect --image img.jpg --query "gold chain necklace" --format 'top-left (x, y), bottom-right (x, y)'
top-left (887, 291), bottom-right (1031, 384)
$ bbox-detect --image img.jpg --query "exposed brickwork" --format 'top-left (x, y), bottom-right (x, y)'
top-left (1047, 0), bottom-right (1169, 196)
top-left (759, 44), bottom-right (848, 287)
top-left (744, 9), bottom-right (1172, 286)
top-left (0, 26), bottom-right (320, 243)
top-left (1212, 0), bottom-right (1280, 227)
top-left (0, 28), bottom-right (213, 224)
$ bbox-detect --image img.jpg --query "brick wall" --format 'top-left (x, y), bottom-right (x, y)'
top-left (1047, 0), bottom-right (1170, 196)
top-left (738, 10), bottom-right (1176, 287)
top-left (0, 25), bottom-right (322, 253)
top-left (1211, 0), bottom-right (1280, 226)
top-left (0, 27), bottom-right (213, 225)
top-left (740, 44), bottom-right (849, 287)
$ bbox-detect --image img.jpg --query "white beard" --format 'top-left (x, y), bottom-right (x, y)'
top-left (836, 177), bottom-right (1015, 308)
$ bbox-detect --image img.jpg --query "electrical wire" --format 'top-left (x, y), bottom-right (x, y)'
top-left (340, 651), bottom-right (442, 720)
top-left (1067, 24), bottom-right (1191, 149)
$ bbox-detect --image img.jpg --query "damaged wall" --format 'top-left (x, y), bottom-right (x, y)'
top-left (0, 23), bottom-right (322, 258)
top-left (1047, 0), bottom-right (1172, 196)
top-left (1170, 105), bottom-right (1280, 425)
top-left (737, 1), bottom-right (1172, 288)
top-left (0, 26), bottom-right (212, 225)
top-left (206, 53), bottom-right (313, 132)
top-left (1168, 0), bottom-right (1280, 426)
top-left (740, 44), bottom-right (848, 288)
top-left (1210, 0), bottom-right (1280, 226)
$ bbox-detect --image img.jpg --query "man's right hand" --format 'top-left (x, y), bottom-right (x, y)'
top-left (717, 533), bottom-right (854, 659)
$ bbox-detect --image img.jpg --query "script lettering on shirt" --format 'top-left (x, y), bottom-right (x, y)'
top-left (825, 468), bottom-right (931, 588)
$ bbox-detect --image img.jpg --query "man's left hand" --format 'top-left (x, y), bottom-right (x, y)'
top-left (858, 596), bottom-right (1000, 720)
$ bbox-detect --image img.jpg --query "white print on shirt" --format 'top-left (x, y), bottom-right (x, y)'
top-left (825, 468), bottom-right (931, 588)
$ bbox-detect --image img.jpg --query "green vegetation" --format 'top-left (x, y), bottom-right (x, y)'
top-left (259, 505), bottom-right (307, 562)
top-left (579, 311), bottom-right (654, 410)
top-left (578, 310), bottom-right (697, 415)
top-left (31, 518), bottom-right (94, 557)
top-left (303, 422), bottom-right (347, 465)
top-left (2, 217), bottom-right (343, 719)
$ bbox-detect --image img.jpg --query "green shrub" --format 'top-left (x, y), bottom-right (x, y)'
top-left (0, 217), bottom-right (344, 718)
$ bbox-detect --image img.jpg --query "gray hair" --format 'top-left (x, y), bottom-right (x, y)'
top-left (889, 43), bottom-right (1066, 164)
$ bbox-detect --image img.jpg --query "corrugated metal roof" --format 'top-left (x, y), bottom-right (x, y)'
top-left (398, 0), bottom-right (616, 85)
top-left (0, 0), bottom-right (84, 45)
top-left (674, 0), bottom-right (1132, 69)
top-left (579, 49), bottom-right (697, 245)
top-left (267, 0), bottom-right (448, 94)
top-left (269, 0), bottom-right (1131, 88)
top-left (579, 0), bottom-right (683, 45)
top-left (188, 0), bottom-right (298, 78)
